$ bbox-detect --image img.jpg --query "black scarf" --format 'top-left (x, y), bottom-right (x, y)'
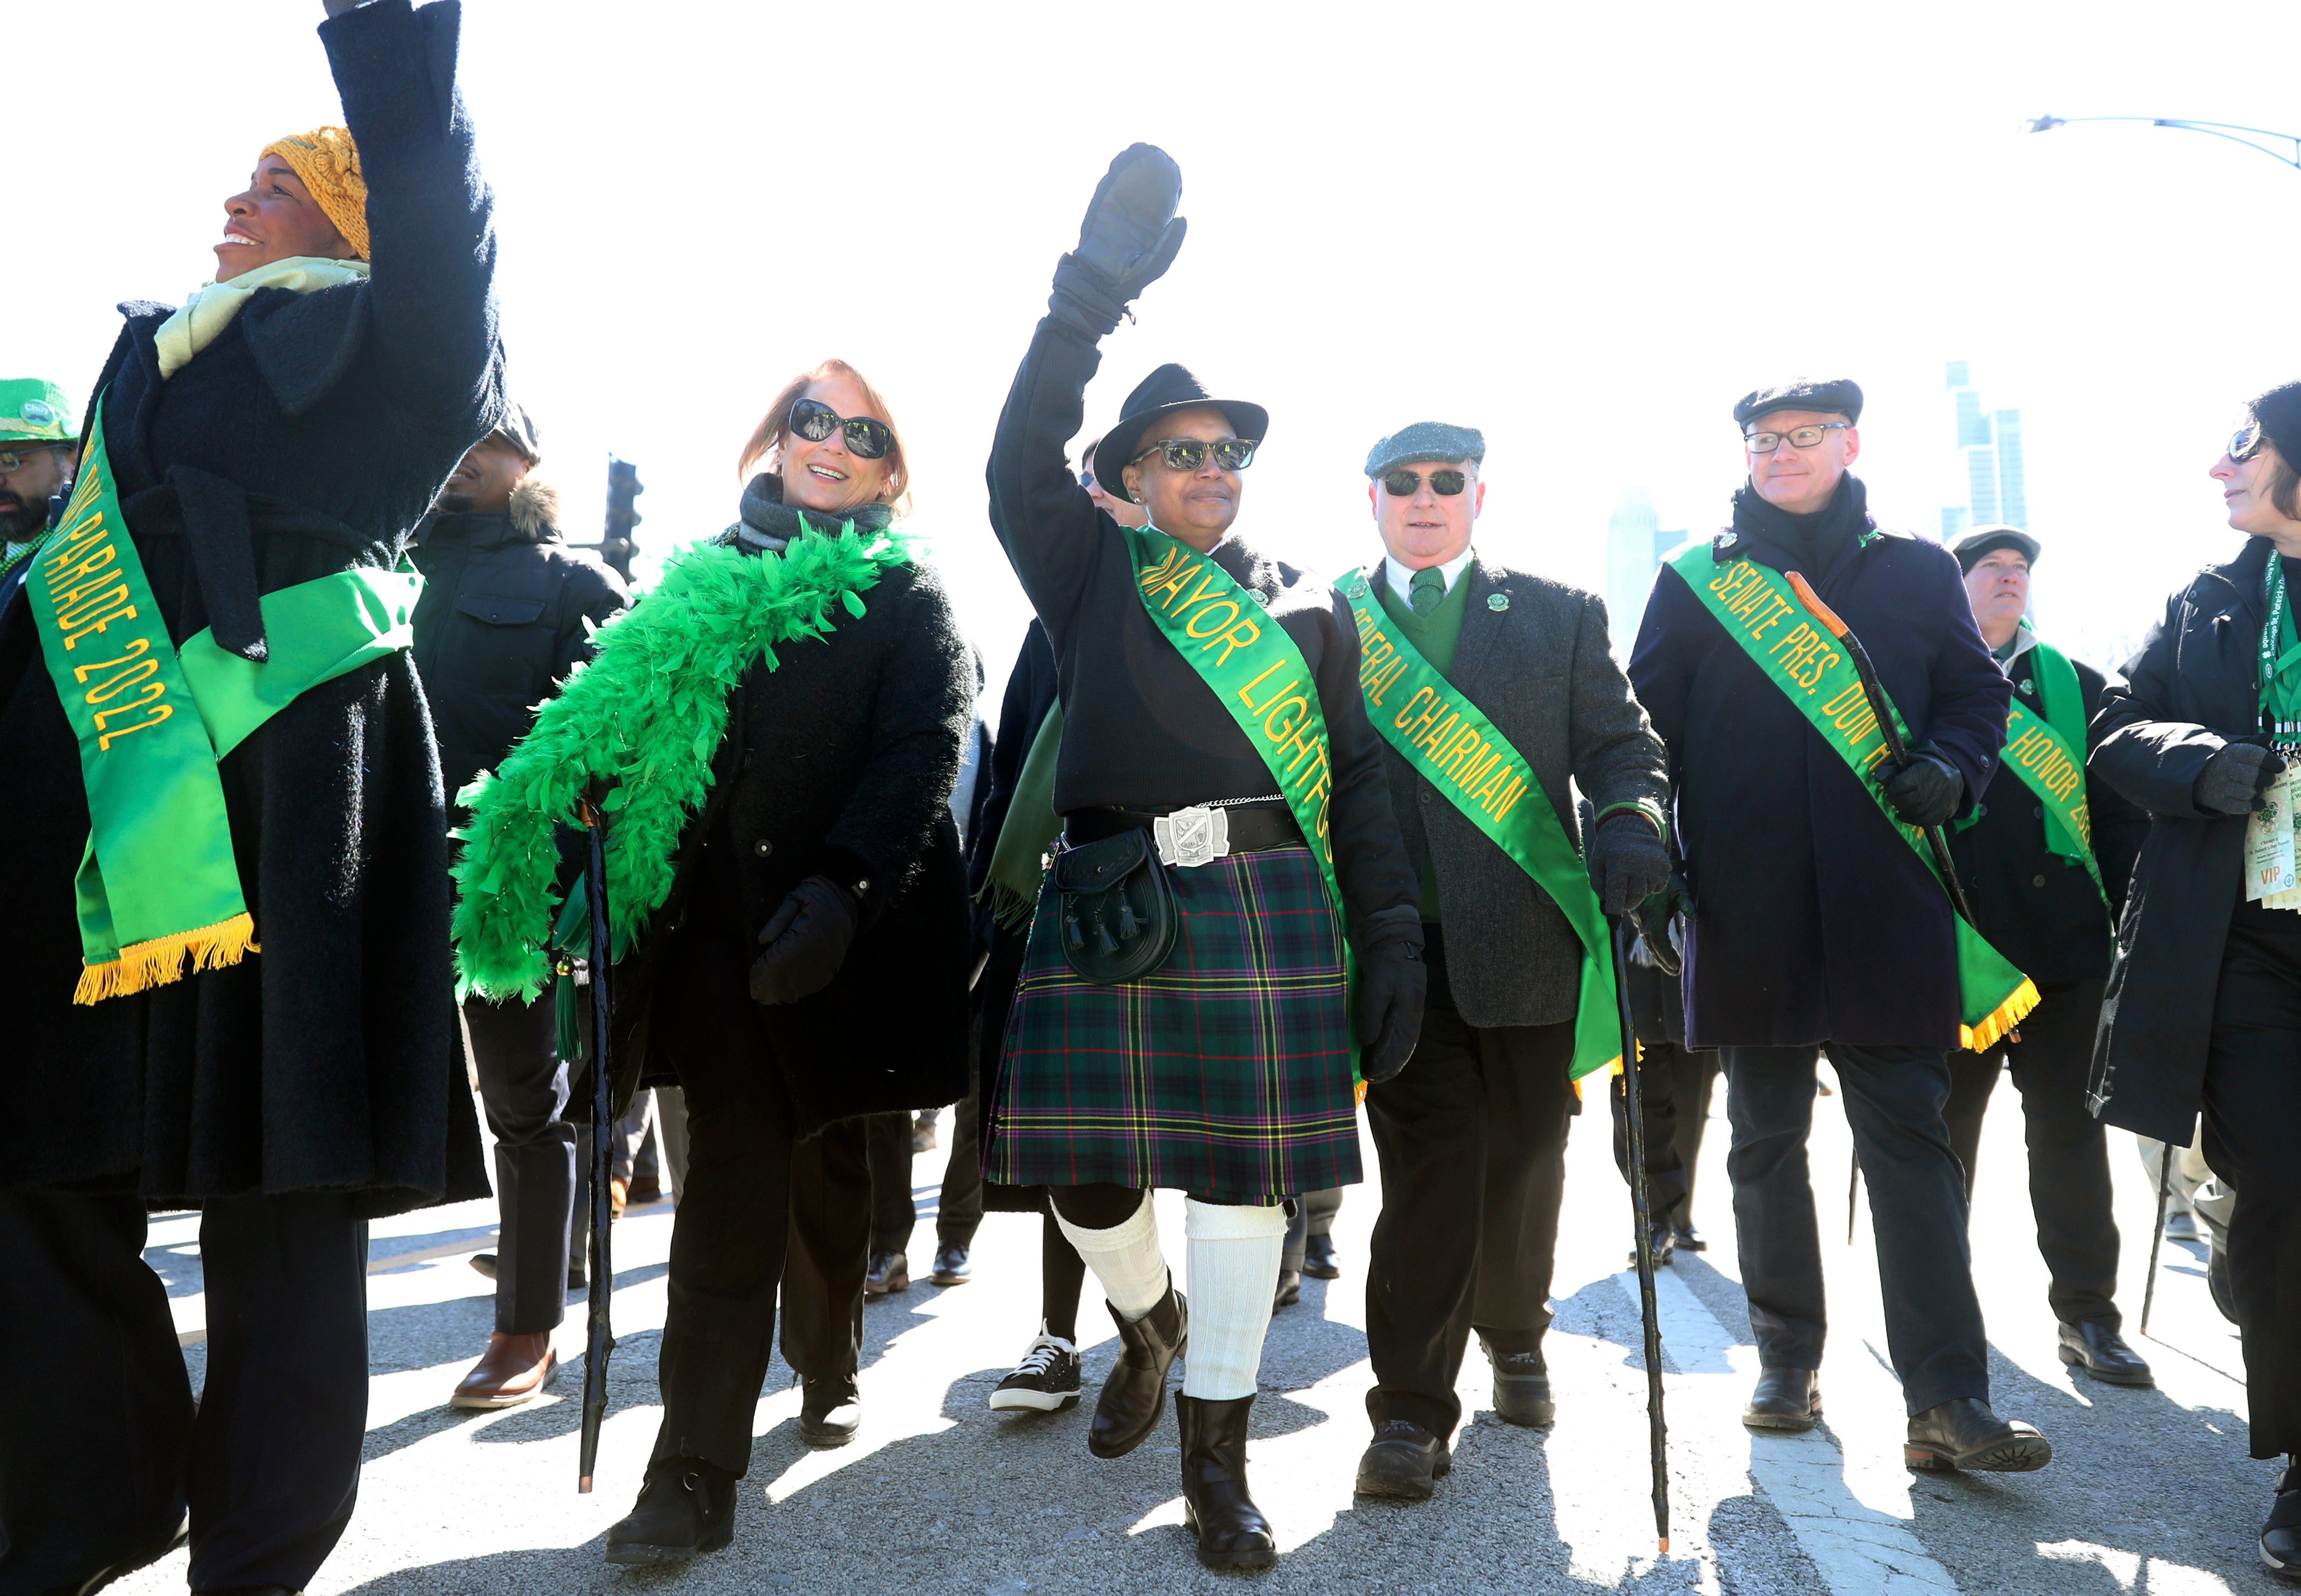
top-left (732, 472), bottom-right (895, 554)
top-left (1731, 472), bottom-right (1871, 576)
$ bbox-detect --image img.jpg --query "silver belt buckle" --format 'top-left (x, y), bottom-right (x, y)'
top-left (1153, 804), bottom-right (1228, 868)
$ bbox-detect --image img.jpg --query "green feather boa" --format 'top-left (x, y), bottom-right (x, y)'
top-left (451, 523), bottom-right (919, 1001)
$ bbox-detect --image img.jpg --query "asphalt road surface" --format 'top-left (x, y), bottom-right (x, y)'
top-left (118, 1061), bottom-right (2275, 1594)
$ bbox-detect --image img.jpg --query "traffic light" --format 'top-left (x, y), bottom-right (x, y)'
top-left (600, 456), bottom-right (642, 582)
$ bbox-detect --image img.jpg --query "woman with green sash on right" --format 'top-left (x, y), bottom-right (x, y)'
top-left (983, 144), bottom-right (1424, 1572)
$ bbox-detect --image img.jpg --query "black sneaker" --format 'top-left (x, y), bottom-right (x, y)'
top-left (989, 1329), bottom-right (1083, 1413)
top-left (864, 1248), bottom-right (909, 1296)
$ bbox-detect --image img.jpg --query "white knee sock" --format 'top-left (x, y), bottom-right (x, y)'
top-left (1053, 1191), bottom-right (1169, 1323)
top-left (1181, 1198), bottom-right (1286, 1400)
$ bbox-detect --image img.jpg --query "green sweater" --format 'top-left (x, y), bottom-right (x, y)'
top-left (1377, 560), bottom-right (1475, 919)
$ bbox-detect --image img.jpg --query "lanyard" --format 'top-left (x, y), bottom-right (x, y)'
top-left (2262, 555), bottom-right (2301, 744)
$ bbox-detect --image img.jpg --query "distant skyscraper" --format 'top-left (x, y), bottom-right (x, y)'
top-left (1604, 487), bottom-right (1688, 655)
top-left (1942, 361), bottom-right (2028, 539)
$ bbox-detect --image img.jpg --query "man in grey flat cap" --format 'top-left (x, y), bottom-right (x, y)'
top-left (1629, 381), bottom-right (2051, 1474)
top-left (1346, 422), bottom-right (1672, 1501)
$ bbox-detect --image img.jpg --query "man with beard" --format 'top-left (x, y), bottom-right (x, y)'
top-left (0, 382), bottom-right (76, 617)
top-left (411, 404), bottom-right (628, 1411)
top-left (1629, 379), bottom-right (2052, 1474)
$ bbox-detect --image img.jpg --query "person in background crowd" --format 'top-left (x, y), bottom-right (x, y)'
top-left (1346, 422), bottom-right (1671, 1501)
top-left (0, 3), bottom-right (499, 1589)
top-left (1629, 378), bottom-right (2050, 1474)
top-left (1610, 911), bottom-right (1719, 1262)
top-left (414, 406), bottom-right (629, 1413)
top-left (986, 146), bottom-right (1424, 1570)
top-left (452, 358), bottom-right (972, 1566)
top-left (0, 381), bottom-right (77, 618)
top-left (2087, 383), bottom-right (2301, 1582)
top-left (1941, 525), bottom-right (2151, 1387)
top-left (1275, 1186), bottom-right (1344, 1307)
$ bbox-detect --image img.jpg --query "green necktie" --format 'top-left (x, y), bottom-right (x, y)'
top-left (1411, 565), bottom-right (1446, 616)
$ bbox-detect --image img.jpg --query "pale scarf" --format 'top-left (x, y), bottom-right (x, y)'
top-left (154, 255), bottom-right (370, 380)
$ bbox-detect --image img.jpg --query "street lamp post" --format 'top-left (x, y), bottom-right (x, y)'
top-left (2026, 114), bottom-right (2301, 171)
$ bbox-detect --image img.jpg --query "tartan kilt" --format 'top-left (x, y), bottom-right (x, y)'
top-left (985, 840), bottom-right (1359, 1203)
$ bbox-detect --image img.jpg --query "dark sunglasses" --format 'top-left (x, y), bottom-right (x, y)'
top-left (1381, 468), bottom-right (1468, 497)
top-left (1129, 437), bottom-right (1259, 473)
top-left (2232, 422), bottom-right (2267, 463)
top-left (788, 397), bottom-right (894, 461)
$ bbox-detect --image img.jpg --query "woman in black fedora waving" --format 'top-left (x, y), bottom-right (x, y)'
top-left (982, 145), bottom-right (1423, 1572)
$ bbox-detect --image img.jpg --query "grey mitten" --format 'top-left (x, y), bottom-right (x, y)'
top-left (2195, 740), bottom-right (2285, 817)
top-left (1048, 144), bottom-right (1187, 340)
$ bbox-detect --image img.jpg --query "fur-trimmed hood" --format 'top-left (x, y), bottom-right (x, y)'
top-left (507, 472), bottom-right (562, 541)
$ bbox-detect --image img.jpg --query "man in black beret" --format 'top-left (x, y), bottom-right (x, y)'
top-left (1629, 380), bottom-right (2053, 1473)
top-left (1942, 526), bottom-right (2152, 1387)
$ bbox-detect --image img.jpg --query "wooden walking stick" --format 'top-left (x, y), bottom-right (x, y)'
top-left (1612, 914), bottom-right (1672, 1558)
top-left (576, 790), bottom-right (619, 1494)
top-left (2140, 1140), bottom-right (2176, 1337)
top-left (1784, 573), bottom-right (1978, 926)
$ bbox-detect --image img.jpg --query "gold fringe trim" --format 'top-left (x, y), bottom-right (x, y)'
top-left (74, 912), bottom-right (258, 1005)
top-left (1960, 977), bottom-right (2041, 1054)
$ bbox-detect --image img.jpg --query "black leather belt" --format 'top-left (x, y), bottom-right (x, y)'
top-left (1064, 802), bottom-right (1302, 853)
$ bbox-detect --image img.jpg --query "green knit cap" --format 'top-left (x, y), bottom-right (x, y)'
top-left (0, 380), bottom-right (72, 446)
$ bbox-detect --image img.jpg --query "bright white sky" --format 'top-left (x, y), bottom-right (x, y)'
top-left (7, 1), bottom-right (2292, 704)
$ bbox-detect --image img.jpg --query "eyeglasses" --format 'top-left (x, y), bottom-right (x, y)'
top-left (1380, 468), bottom-right (1468, 497)
top-left (2231, 423), bottom-right (2267, 463)
top-left (1744, 422), bottom-right (1849, 454)
top-left (0, 443), bottom-right (66, 474)
top-left (787, 398), bottom-right (894, 461)
top-left (1129, 438), bottom-right (1259, 473)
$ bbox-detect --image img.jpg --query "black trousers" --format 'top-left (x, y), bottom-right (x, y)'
top-left (863, 1110), bottom-right (917, 1256)
top-left (649, 930), bottom-right (872, 1476)
top-left (1943, 976), bottom-right (2121, 1328)
top-left (463, 992), bottom-right (575, 1335)
top-left (0, 1189), bottom-right (367, 1595)
top-left (1610, 1041), bottom-right (1719, 1231)
top-left (2203, 904), bottom-right (2301, 1458)
top-left (1721, 1042), bottom-right (1987, 1414)
top-left (938, 1054), bottom-right (984, 1245)
top-left (777, 1117), bottom-right (873, 1383)
top-left (1364, 932), bottom-right (1577, 1440)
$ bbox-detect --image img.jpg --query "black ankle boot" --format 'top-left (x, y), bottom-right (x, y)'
top-left (2264, 1459), bottom-right (2301, 1583)
top-left (603, 1456), bottom-right (739, 1564)
top-left (1087, 1279), bottom-right (1188, 1459)
top-left (1176, 1393), bottom-right (1278, 1570)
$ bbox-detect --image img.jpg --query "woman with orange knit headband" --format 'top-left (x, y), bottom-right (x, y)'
top-left (0, 2), bottom-right (500, 1593)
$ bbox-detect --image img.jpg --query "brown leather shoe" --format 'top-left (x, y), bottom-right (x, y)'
top-left (450, 1331), bottom-right (557, 1410)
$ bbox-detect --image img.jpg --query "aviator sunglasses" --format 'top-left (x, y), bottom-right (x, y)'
top-left (788, 397), bottom-right (895, 461)
top-left (1129, 437), bottom-right (1260, 473)
top-left (2231, 422), bottom-right (2267, 463)
top-left (1381, 468), bottom-right (1468, 497)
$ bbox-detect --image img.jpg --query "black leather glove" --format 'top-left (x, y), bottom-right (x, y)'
top-left (1048, 144), bottom-right (1187, 341)
top-left (1586, 813), bottom-right (1672, 915)
top-left (1630, 868), bottom-right (1693, 979)
top-left (1355, 928), bottom-right (1427, 1086)
top-left (749, 875), bottom-right (858, 1006)
top-left (1877, 742), bottom-right (1965, 829)
top-left (2195, 739), bottom-right (2286, 816)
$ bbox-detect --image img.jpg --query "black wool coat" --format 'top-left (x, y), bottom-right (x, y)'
top-left (1628, 508), bottom-right (2013, 1049)
top-left (610, 551), bottom-right (975, 1143)
top-left (0, 0), bottom-right (496, 1216)
top-left (2088, 536), bottom-right (2280, 1144)
top-left (410, 477), bottom-right (628, 812)
top-left (1947, 641), bottom-right (2146, 985)
top-left (1371, 558), bottom-right (1668, 1029)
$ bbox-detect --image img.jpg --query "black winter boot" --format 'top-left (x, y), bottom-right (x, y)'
top-left (1176, 1393), bottom-right (1278, 1570)
top-left (1087, 1280), bottom-right (1188, 1459)
top-left (603, 1456), bottom-right (739, 1564)
top-left (2264, 1459), bottom-right (2301, 1583)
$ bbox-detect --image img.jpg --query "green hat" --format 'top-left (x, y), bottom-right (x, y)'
top-left (0, 380), bottom-right (73, 446)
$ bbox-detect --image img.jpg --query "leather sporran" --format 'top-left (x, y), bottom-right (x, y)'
top-left (1051, 829), bottom-right (1178, 984)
